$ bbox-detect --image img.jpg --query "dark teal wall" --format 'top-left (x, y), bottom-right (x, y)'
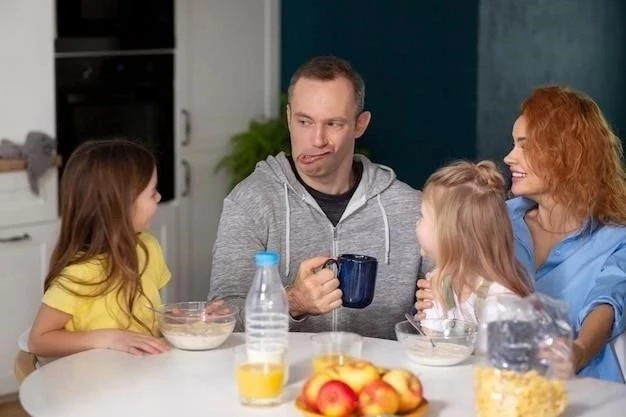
top-left (477, 0), bottom-right (626, 162)
top-left (281, 1), bottom-right (479, 189)
top-left (281, 1), bottom-right (626, 189)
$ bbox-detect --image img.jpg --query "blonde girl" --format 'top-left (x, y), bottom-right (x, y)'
top-left (415, 160), bottom-right (532, 323)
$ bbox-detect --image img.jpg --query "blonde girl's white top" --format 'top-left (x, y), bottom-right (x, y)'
top-left (423, 272), bottom-right (516, 324)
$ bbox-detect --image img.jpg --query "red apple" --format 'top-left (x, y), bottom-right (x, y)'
top-left (358, 379), bottom-right (401, 416)
top-left (316, 380), bottom-right (358, 417)
top-left (301, 372), bottom-right (334, 411)
top-left (334, 360), bottom-right (380, 393)
top-left (382, 369), bottom-right (424, 413)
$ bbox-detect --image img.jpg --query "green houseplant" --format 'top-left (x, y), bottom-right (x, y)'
top-left (215, 95), bottom-right (290, 190)
top-left (216, 94), bottom-right (369, 190)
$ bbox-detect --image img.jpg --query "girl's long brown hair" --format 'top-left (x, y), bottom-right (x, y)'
top-left (45, 139), bottom-right (157, 333)
top-left (521, 86), bottom-right (626, 225)
top-left (425, 161), bottom-right (532, 313)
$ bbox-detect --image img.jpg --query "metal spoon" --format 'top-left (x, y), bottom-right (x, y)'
top-left (405, 313), bottom-right (436, 348)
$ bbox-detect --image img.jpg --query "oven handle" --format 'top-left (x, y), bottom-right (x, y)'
top-left (181, 108), bottom-right (191, 146)
top-left (181, 159), bottom-right (191, 197)
top-left (0, 233), bottom-right (31, 243)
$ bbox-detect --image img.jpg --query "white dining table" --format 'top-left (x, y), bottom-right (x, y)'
top-left (19, 332), bottom-right (626, 417)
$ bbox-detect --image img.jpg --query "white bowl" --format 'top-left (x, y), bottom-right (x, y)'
top-left (395, 319), bottom-right (477, 366)
top-left (155, 301), bottom-right (238, 351)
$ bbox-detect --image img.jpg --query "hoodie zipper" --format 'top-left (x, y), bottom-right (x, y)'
top-left (331, 225), bottom-right (338, 257)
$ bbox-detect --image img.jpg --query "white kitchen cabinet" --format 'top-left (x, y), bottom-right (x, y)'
top-left (175, 150), bottom-right (229, 299)
top-left (0, 169), bottom-right (58, 229)
top-left (0, 220), bottom-right (59, 396)
top-left (175, 0), bottom-right (280, 300)
top-left (149, 201), bottom-right (182, 303)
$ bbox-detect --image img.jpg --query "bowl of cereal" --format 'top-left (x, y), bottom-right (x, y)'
top-left (395, 318), bottom-right (477, 366)
top-left (155, 301), bottom-right (239, 350)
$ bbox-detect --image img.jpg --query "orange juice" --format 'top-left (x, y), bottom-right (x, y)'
top-left (312, 354), bottom-right (354, 373)
top-left (236, 362), bottom-right (284, 401)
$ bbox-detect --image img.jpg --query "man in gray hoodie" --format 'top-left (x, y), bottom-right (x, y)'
top-left (210, 56), bottom-right (425, 339)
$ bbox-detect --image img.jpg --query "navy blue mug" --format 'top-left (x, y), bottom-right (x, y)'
top-left (323, 254), bottom-right (378, 309)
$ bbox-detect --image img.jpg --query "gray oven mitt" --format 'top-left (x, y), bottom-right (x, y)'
top-left (22, 131), bottom-right (57, 195)
top-left (0, 132), bottom-right (57, 195)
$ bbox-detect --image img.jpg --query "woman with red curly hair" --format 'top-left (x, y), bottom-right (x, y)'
top-left (504, 86), bottom-right (626, 382)
top-left (416, 86), bottom-right (626, 382)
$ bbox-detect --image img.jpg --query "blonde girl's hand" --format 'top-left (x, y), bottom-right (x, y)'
top-left (93, 329), bottom-right (171, 355)
top-left (414, 278), bottom-right (434, 320)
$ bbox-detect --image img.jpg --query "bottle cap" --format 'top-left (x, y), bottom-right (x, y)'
top-left (255, 250), bottom-right (280, 266)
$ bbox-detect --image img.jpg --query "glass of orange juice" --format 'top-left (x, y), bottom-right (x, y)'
top-left (311, 331), bottom-right (362, 373)
top-left (234, 345), bottom-right (286, 406)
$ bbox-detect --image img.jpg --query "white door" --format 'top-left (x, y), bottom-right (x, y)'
top-left (0, 220), bottom-right (58, 395)
top-left (175, 0), bottom-right (280, 300)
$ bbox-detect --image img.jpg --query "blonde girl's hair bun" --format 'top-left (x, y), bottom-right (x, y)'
top-left (474, 160), bottom-right (506, 197)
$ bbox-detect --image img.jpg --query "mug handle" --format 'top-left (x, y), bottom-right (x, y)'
top-left (322, 258), bottom-right (338, 270)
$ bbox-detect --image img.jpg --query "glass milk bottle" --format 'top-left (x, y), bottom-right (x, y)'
top-left (245, 251), bottom-right (289, 367)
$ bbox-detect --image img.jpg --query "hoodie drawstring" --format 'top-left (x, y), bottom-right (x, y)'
top-left (283, 183), bottom-right (291, 276)
top-left (377, 194), bottom-right (390, 264)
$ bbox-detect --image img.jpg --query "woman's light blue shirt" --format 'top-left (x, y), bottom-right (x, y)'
top-left (508, 197), bottom-right (626, 383)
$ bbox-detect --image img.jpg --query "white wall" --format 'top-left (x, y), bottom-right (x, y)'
top-left (0, 0), bottom-right (55, 141)
top-left (0, 0), bottom-right (58, 225)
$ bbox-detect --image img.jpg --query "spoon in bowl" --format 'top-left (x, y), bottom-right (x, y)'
top-left (405, 313), bottom-right (436, 348)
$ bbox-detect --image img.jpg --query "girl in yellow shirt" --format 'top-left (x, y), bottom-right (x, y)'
top-left (29, 139), bottom-right (171, 357)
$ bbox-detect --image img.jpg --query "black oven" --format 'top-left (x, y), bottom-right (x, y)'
top-left (55, 53), bottom-right (175, 202)
top-left (55, 0), bottom-right (174, 52)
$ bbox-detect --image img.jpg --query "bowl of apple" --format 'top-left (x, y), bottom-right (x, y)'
top-left (295, 359), bottom-right (429, 417)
